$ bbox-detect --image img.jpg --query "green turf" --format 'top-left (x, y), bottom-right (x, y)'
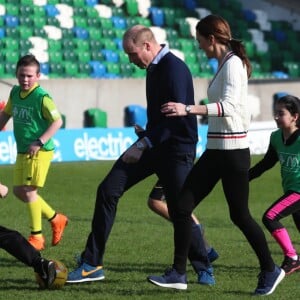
top-left (0, 156), bottom-right (299, 299)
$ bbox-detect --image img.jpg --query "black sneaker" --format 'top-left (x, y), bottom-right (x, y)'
top-left (281, 256), bottom-right (300, 275)
top-left (38, 259), bottom-right (56, 288)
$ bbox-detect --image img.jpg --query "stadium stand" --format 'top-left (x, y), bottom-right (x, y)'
top-left (124, 104), bottom-right (147, 127)
top-left (0, 0), bottom-right (299, 79)
top-left (83, 107), bottom-right (107, 127)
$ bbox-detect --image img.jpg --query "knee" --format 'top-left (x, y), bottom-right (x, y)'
top-left (262, 214), bottom-right (273, 232)
top-left (96, 183), bottom-right (120, 210)
top-left (13, 186), bottom-right (36, 202)
top-left (147, 197), bottom-right (164, 216)
top-left (97, 180), bottom-right (122, 201)
top-left (96, 183), bottom-right (110, 203)
top-left (147, 197), bottom-right (156, 212)
top-left (230, 212), bottom-right (249, 228)
top-left (13, 186), bottom-right (24, 200)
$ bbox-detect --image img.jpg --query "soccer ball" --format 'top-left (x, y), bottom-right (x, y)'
top-left (35, 260), bottom-right (68, 290)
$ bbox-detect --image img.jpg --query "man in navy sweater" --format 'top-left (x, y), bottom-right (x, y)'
top-left (67, 25), bottom-right (214, 286)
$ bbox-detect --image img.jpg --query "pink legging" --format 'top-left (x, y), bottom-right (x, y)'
top-left (263, 191), bottom-right (300, 257)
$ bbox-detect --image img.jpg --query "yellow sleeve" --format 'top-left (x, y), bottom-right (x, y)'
top-left (42, 96), bottom-right (61, 122)
top-left (3, 98), bottom-right (12, 115)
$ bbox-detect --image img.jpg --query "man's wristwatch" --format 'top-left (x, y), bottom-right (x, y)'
top-left (136, 141), bottom-right (146, 151)
top-left (185, 105), bottom-right (191, 114)
top-left (36, 138), bottom-right (44, 147)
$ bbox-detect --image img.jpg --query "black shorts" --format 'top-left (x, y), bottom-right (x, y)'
top-left (149, 180), bottom-right (165, 200)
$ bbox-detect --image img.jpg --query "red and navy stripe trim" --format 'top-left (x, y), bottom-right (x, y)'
top-left (207, 131), bottom-right (247, 139)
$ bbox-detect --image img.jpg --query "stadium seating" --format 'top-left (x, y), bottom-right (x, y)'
top-left (89, 61), bottom-right (106, 78)
top-left (0, 0), bottom-right (299, 79)
top-left (40, 62), bottom-right (50, 75)
top-left (49, 62), bottom-right (64, 78)
top-left (84, 108), bottom-right (107, 128)
top-left (125, 0), bottom-right (139, 16)
top-left (78, 62), bottom-right (92, 77)
top-left (120, 62), bottom-right (134, 77)
top-left (64, 61), bottom-right (78, 77)
top-left (124, 104), bottom-right (147, 127)
top-left (149, 7), bottom-right (164, 27)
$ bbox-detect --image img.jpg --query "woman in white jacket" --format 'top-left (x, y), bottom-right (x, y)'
top-left (148, 14), bottom-right (284, 296)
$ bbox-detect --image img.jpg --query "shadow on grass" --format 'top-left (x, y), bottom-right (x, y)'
top-left (64, 279), bottom-right (195, 298)
top-left (0, 257), bottom-right (25, 267)
top-left (0, 277), bottom-right (47, 292)
top-left (106, 261), bottom-right (169, 273)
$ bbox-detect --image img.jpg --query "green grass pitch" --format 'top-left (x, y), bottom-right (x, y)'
top-left (0, 157), bottom-right (299, 299)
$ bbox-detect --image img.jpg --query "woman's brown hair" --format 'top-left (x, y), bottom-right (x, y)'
top-left (196, 14), bottom-right (252, 78)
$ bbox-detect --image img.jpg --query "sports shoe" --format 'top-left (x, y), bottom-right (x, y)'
top-left (147, 267), bottom-right (187, 290)
top-left (198, 267), bottom-right (215, 285)
top-left (208, 248), bottom-right (219, 263)
top-left (28, 235), bottom-right (45, 251)
top-left (254, 265), bottom-right (285, 295)
top-left (50, 213), bottom-right (68, 246)
top-left (280, 256), bottom-right (300, 275)
top-left (67, 262), bottom-right (105, 283)
top-left (36, 259), bottom-right (56, 288)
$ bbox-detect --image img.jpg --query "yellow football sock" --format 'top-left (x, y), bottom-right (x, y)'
top-left (27, 198), bottom-right (42, 235)
top-left (39, 195), bottom-right (56, 220)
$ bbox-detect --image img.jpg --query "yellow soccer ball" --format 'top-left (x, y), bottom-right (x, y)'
top-left (35, 260), bottom-right (68, 290)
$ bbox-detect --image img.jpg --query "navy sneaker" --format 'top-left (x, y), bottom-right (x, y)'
top-left (254, 265), bottom-right (285, 295)
top-left (208, 248), bottom-right (219, 263)
top-left (198, 267), bottom-right (215, 285)
top-left (67, 262), bottom-right (105, 283)
top-left (147, 267), bottom-right (187, 290)
top-left (281, 256), bottom-right (300, 275)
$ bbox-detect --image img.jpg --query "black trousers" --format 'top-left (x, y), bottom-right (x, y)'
top-left (0, 225), bottom-right (40, 267)
top-left (173, 149), bottom-right (275, 273)
top-left (82, 145), bottom-right (210, 272)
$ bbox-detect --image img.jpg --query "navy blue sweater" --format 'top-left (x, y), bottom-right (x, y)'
top-left (144, 52), bottom-right (198, 150)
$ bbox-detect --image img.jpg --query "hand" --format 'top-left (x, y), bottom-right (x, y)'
top-left (134, 124), bottom-right (144, 135)
top-left (161, 102), bottom-right (187, 116)
top-left (27, 140), bottom-right (42, 157)
top-left (0, 183), bottom-right (8, 198)
top-left (122, 143), bottom-right (143, 163)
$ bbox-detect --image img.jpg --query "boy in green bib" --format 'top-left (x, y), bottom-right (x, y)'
top-left (0, 55), bottom-right (68, 251)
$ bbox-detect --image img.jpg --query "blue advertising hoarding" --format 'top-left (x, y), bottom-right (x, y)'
top-left (0, 126), bottom-right (208, 165)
